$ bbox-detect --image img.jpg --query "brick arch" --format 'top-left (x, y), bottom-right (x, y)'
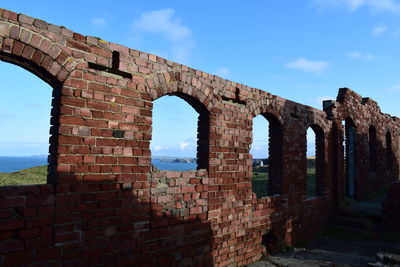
top-left (146, 78), bottom-right (211, 170)
top-left (334, 116), bottom-right (359, 134)
top-left (308, 123), bottom-right (324, 137)
top-left (0, 23), bottom-right (79, 184)
top-left (344, 117), bottom-right (357, 129)
top-left (306, 120), bottom-right (324, 134)
top-left (335, 110), bottom-right (360, 131)
top-left (0, 23), bottom-right (78, 86)
top-left (306, 123), bottom-right (326, 196)
top-left (144, 72), bottom-right (218, 113)
top-left (249, 102), bottom-right (284, 195)
top-left (248, 99), bottom-right (284, 125)
top-left (305, 113), bottom-right (330, 135)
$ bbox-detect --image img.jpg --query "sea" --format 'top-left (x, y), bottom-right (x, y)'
top-left (151, 158), bottom-right (197, 171)
top-left (0, 156), bottom-right (197, 173)
top-left (0, 156), bottom-right (48, 172)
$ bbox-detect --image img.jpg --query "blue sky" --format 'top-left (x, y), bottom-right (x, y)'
top-left (1, 0), bottom-right (400, 158)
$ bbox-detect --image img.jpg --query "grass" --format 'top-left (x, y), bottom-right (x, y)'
top-left (252, 168), bottom-right (269, 198)
top-left (306, 168), bottom-right (316, 198)
top-left (0, 165), bottom-right (47, 186)
top-left (252, 165), bottom-right (316, 198)
top-left (2, 162), bottom-right (317, 192)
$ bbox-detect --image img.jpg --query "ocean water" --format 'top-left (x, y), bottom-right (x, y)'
top-left (0, 157), bottom-right (196, 173)
top-left (151, 159), bottom-right (197, 171)
top-left (0, 156), bottom-right (48, 172)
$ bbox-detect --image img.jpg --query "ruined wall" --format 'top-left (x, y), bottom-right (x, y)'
top-left (0, 9), bottom-right (398, 267)
top-left (324, 89), bottom-right (400, 200)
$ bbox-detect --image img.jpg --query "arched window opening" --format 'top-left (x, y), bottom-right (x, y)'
top-left (0, 61), bottom-right (57, 186)
top-left (331, 122), bottom-right (340, 206)
top-left (251, 115), bottom-right (269, 198)
top-left (250, 113), bottom-right (282, 198)
top-left (150, 94), bottom-right (209, 171)
top-left (369, 126), bottom-right (377, 171)
top-left (344, 118), bottom-right (356, 198)
top-left (306, 125), bottom-right (325, 198)
top-left (386, 131), bottom-right (393, 171)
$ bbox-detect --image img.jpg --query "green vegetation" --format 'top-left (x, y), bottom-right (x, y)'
top-left (306, 168), bottom-right (316, 198)
top-left (252, 162), bottom-right (316, 198)
top-left (0, 165), bottom-right (47, 186)
top-left (252, 166), bottom-right (268, 198)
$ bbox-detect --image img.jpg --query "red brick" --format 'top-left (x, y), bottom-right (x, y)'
top-left (18, 228), bottom-right (40, 239)
top-left (88, 82), bottom-right (110, 93)
top-left (25, 237), bottom-right (53, 249)
top-left (12, 40), bottom-right (24, 56)
top-left (0, 240), bottom-right (24, 253)
top-left (65, 78), bottom-right (87, 89)
top-left (26, 217), bottom-right (52, 228)
top-left (0, 10), bottom-right (397, 267)
top-left (0, 218), bottom-right (24, 230)
top-left (0, 197), bottom-right (25, 208)
top-left (66, 39), bottom-right (90, 52)
top-left (26, 195), bottom-right (54, 206)
top-left (35, 247), bottom-right (62, 261)
top-left (3, 250), bottom-right (34, 266)
top-left (182, 186), bottom-right (196, 193)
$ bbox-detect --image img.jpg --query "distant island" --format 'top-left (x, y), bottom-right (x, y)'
top-left (152, 157), bottom-right (273, 165)
top-left (29, 154), bottom-right (48, 158)
top-left (152, 156), bottom-right (196, 163)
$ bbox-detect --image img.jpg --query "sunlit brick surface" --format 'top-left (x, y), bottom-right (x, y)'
top-left (0, 8), bottom-right (399, 266)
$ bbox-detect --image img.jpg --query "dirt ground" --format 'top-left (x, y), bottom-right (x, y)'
top-left (248, 194), bottom-right (400, 267)
top-left (249, 229), bottom-right (400, 267)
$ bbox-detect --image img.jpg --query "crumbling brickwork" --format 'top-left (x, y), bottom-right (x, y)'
top-left (0, 9), bottom-right (399, 266)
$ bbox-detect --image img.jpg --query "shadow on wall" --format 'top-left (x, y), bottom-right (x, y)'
top-left (331, 119), bottom-right (399, 202)
top-left (253, 99), bottom-right (332, 252)
top-left (343, 122), bottom-right (398, 200)
top-left (0, 170), bottom-right (214, 266)
top-left (326, 90), bottom-right (400, 201)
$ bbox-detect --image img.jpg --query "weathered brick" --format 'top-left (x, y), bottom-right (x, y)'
top-left (3, 250), bottom-right (34, 266)
top-left (0, 240), bottom-right (24, 253)
top-left (0, 8), bottom-right (398, 267)
top-left (0, 219), bottom-right (25, 230)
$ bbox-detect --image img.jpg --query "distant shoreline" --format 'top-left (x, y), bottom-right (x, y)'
top-left (0, 155), bottom-right (48, 158)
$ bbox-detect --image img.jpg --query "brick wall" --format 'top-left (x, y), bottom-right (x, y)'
top-left (0, 8), bottom-right (399, 266)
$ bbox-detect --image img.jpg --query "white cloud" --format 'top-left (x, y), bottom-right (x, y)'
top-left (133, 8), bottom-right (194, 63)
top-left (314, 0), bottom-right (400, 14)
top-left (368, 0), bottom-right (400, 14)
top-left (313, 0), bottom-right (364, 11)
top-left (170, 42), bottom-right (195, 64)
top-left (154, 146), bottom-right (163, 151)
top-left (346, 51), bottom-right (375, 60)
top-left (388, 83), bottom-right (400, 91)
top-left (179, 142), bottom-right (189, 151)
top-left (91, 18), bottom-right (108, 27)
top-left (285, 58), bottom-right (330, 74)
top-left (252, 146), bottom-right (263, 151)
top-left (372, 26), bottom-right (387, 36)
top-left (134, 8), bottom-right (191, 42)
top-left (215, 67), bottom-right (231, 78)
